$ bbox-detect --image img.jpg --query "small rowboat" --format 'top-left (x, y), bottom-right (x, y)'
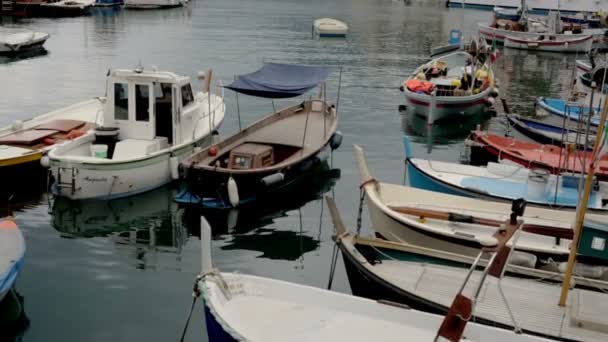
top-left (0, 218), bottom-right (24, 303)
top-left (0, 28), bottom-right (49, 55)
top-left (535, 97), bottom-right (602, 127)
top-left (469, 130), bottom-right (608, 181)
top-left (504, 34), bottom-right (593, 53)
top-left (313, 18), bottom-right (348, 38)
top-left (505, 114), bottom-right (596, 149)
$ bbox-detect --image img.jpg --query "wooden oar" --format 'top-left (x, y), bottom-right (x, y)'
top-left (388, 205), bottom-right (573, 240)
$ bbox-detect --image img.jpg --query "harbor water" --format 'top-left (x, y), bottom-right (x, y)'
top-left (0, 0), bottom-right (585, 340)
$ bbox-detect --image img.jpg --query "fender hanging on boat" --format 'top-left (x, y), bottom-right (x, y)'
top-left (260, 172), bottom-right (285, 187)
top-left (227, 176), bottom-right (239, 207)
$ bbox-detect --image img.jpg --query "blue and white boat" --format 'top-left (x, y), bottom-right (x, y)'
top-left (0, 218), bottom-right (25, 303)
top-left (404, 136), bottom-right (608, 212)
top-left (494, 6), bottom-right (521, 21)
top-left (535, 97), bottom-right (602, 127)
top-left (193, 216), bottom-right (554, 342)
top-left (506, 114), bottom-right (596, 149)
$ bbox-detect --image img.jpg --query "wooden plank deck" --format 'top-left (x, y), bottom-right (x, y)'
top-left (373, 259), bottom-right (608, 341)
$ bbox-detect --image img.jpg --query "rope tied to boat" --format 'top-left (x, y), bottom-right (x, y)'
top-left (179, 275), bottom-right (202, 342)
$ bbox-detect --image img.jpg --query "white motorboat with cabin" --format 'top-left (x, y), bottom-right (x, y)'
top-left (313, 18), bottom-right (348, 37)
top-left (46, 66), bottom-right (225, 200)
top-left (0, 28), bottom-right (49, 54)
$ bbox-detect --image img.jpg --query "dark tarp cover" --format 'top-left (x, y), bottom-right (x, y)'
top-left (224, 63), bottom-right (335, 98)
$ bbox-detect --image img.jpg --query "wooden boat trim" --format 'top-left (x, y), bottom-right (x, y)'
top-left (183, 99), bottom-right (337, 174)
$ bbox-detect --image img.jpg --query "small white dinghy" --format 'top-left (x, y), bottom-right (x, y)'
top-left (47, 65), bottom-right (225, 200)
top-left (0, 28), bottom-right (49, 54)
top-left (194, 216), bottom-right (551, 342)
top-left (123, 0), bottom-right (184, 9)
top-left (313, 18), bottom-right (348, 38)
top-left (0, 218), bottom-right (24, 302)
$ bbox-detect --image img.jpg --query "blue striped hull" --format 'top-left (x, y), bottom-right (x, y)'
top-left (204, 304), bottom-right (238, 342)
top-left (406, 161), bottom-right (472, 197)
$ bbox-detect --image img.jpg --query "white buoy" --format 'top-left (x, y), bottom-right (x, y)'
top-left (200, 216), bottom-right (213, 275)
top-left (170, 156), bottom-right (180, 180)
top-left (227, 176), bottom-right (239, 207)
top-left (40, 156), bottom-right (50, 168)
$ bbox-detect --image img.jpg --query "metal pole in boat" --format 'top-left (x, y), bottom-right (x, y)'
top-left (335, 66), bottom-right (343, 118)
top-left (234, 75), bottom-right (242, 131)
top-left (323, 81), bottom-right (327, 139)
top-left (428, 90), bottom-right (436, 126)
top-left (208, 69), bottom-right (213, 133)
top-left (301, 96), bottom-right (312, 157)
top-left (558, 93), bottom-right (608, 306)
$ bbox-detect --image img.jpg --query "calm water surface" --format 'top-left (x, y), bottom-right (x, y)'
top-left (0, 0), bottom-right (583, 340)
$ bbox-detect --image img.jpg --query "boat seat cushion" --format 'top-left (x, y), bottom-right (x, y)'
top-left (112, 139), bottom-right (161, 160)
top-left (0, 129), bottom-right (58, 145)
top-left (35, 119), bottom-right (86, 133)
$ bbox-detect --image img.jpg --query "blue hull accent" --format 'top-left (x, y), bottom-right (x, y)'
top-left (406, 161), bottom-right (471, 197)
top-left (204, 304), bottom-right (238, 342)
top-left (536, 97), bottom-right (602, 127)
top-left (318, 33), bottom-right (346, 38)
top-left (174, 189), bottom-right (256, 209)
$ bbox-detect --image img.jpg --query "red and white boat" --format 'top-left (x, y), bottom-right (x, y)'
top-left (401, 48), bottom-right (496, 123)
top-left (469, 130), bottom-right (608, 180)
top-left (504, 34), bottom-right (593, 52)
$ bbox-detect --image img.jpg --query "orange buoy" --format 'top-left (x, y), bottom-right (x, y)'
top-left (208, 146), bottom-right (219, 156)
top-left (0, 219), bottom-right (17, 230)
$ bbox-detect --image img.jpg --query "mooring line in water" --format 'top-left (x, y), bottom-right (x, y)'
top-left (327, 241), bottom-right (339, 290)
top-left (179, 278), bottom-right (201, 342)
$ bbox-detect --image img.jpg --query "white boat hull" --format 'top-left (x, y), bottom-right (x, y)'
top-left (504, 35), bottom-right (593, 53)
top-left (403, 90), bottom-right (490, 121)
top-left (0, 30), bottom-right (49, 54)
top-left (478, 23), bottom-right (608, 50)
top-left (123, 0), bottom-right (183, 9)
top-left (449, 0), bottom-right (608, 14)
top-left (313, 18), bottom-right (348, 37)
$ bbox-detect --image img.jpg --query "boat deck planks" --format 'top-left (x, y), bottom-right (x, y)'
top-left (372, 259), bottom-right (608, 341)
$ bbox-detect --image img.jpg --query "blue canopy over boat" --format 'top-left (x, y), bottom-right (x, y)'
top-left (224, 63), bottom-right (335, 98)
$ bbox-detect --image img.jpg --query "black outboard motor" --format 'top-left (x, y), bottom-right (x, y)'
top-left (93, 127), bottom-right (119, 159)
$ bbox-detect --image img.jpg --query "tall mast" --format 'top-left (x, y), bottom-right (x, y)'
top-left (558, 93), bottom-right (608, 306)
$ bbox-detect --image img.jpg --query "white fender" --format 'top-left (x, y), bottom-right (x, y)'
top-left (227, 176), bottom-right (239, 207)
top-left (170, 156), bottom-right (180, 180)
top-left (226, 208), bottom-right (239, 233)
top-left (40, 156), bottom-right (50, 168)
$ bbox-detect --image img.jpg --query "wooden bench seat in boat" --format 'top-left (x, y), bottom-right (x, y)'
top-left (34, 119), bottom-right (86, 132)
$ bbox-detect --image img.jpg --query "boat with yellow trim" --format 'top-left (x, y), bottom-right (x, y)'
top-left (0, 99), bottom-right (102, 194)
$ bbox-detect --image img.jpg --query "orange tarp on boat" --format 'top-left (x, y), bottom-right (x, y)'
top-left (471, 130), bottom-right (608, 180)
top-left (405, 79), bottom-right (434, 94)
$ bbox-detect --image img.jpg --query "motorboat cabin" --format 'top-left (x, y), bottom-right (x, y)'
top-left (47, 66), bottom-right (225, 200)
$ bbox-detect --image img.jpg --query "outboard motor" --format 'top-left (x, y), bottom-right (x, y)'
top-left (93, 127), bottom-right (119, 159)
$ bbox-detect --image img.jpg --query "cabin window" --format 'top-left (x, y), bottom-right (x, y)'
top-left (114, 83), bottom-right (129, 120)
top-left (135, 84), bottom-right (150, 122)
top-left (181, 84), bottom-right (194, 107)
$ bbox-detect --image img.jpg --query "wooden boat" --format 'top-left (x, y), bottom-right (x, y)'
top-left (329, 197), bottom-right (608, 341)
top-left (469, 130), bottom-right (608, 180)
top-left (401, 45), bottom-right (496, 123)
top-left (313, 18), bottom-right (348, 37)
top-left (195, 215), bottom-right (552, 342)
top-left (0, 99), bottom-right (100, 196)
top-left (477, 21), bottom-right (608, 51)
top-left (0, 28), bottom-right (49, 55)
top-left (0, 218), bottom-right (24, 303)
top-left (354, 144), bottom-right (608, 263)
top-left (47, 66), bottom-right (225, 200)
top-left (506, 114), bottom-right (595, 149)
top-left (535, 97), bottom-right (602, 127)
top-left (504, 34), bottom-right (593, 53)
top-left (39, 0), bottom-right (94, 16)
top-left (181, 63), bottom-right (341, 209)
top-left (561, 13), bottom-right (602, 28)
top-left (403, 138), bottom-right (608, 212)
top-left (327, 197), bottom-right (608, 293)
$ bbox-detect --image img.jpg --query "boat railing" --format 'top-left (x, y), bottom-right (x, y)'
top-left (434, 199), bottom-right (527, 341)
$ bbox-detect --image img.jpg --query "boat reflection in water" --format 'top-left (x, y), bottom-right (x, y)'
top-left (51, 185), bottom-right (188, 270)
top-left (183, 162), bottom-right (340, 261)
top-left (0, 289), bottom-right (29, 342)
top-left (401, 109), bottom-right (493, 147)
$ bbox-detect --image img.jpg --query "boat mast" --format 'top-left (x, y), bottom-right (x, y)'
top-left (558, 94), bottom-right (608, 306)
